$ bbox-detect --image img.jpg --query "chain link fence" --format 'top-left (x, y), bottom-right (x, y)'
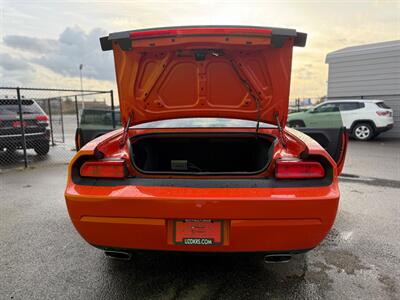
top-left (0, 87), bottom-right (116, 172)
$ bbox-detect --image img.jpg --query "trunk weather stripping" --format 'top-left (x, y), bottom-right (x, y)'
top-left (274, 112), bottom-right (287, 149)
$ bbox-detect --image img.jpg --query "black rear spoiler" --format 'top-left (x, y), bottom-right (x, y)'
top-left (100, 25), bottom-right (307, 51)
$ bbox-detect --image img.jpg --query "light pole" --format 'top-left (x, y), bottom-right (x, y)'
top-left (79, 64), bottom-right (84, 110)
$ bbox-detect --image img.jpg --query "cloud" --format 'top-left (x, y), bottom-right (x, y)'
top-left (0, 53), bottom-right (33, 71)
top-left (3, 35), bottom-right (56, 53)
top-left (3, 26), bottom-right (115, 81)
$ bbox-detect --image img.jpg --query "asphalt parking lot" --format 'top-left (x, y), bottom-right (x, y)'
top-left (1, 138), bottom-right (399, 299)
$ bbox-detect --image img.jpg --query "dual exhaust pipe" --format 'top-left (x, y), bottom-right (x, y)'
top-left (104, 250), bottom-right (291, 263)
top-left (263, 254), bottom-right (292, 263)
top-left (104, 250), bottom-right (132, 261)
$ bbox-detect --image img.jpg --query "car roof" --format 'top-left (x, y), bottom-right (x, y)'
top-left (323, 99), bottom-right (384, 103)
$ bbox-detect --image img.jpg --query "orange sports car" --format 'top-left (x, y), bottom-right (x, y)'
top-left (65, 26), bottom-right (347, 262)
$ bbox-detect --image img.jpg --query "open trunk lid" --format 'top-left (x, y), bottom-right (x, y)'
top-left (100, 26), bottom-right (307, 127)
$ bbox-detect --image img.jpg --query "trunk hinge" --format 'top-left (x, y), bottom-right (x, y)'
top-left (225, 54), bottom-right (261, 136)
top-left (274, 112), bottom-right (287, 149)
top-left (120, 113), bottom-right (133, 147)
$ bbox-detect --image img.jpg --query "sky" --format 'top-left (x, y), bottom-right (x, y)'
top-left (0, 0), bottom-right (399, 102)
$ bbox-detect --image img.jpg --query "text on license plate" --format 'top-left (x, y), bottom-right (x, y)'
top-left (173, 219), bottom-right (223, 245)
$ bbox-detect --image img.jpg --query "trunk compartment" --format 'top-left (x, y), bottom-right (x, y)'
top-left (130, 133), bottom-right (275, 175)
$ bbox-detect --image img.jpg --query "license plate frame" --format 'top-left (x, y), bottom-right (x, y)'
top-left (173, 219), bottom-right (224, 245)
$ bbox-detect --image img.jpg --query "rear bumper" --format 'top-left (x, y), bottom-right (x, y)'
top-left (375, 123), bottom-right (394, 134)
top-left (65, 181), bottom-right (339, 253)
top-left (0, 131), bottom-right (49, 148)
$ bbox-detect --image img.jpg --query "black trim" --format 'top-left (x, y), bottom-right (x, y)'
top-left (294, 32), bottom-right (307, 47)
top-left (99, 36), bottom-right (112, 51)
top-left (375, 123), bottom-right (393, 134)
top-left (73, 175), bottom-right (333, 188)
top-left (100, 25), bottom-right (307, 51)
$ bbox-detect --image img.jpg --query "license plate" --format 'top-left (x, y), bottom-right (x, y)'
top-left (173, 219), bottom-right (223, 245)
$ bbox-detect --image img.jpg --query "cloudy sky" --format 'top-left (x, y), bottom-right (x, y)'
top-left (0, 0), bottom-right (399, 101)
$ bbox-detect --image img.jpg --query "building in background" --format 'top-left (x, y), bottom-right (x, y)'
top-left (326, 40), bottom-right (400, 138)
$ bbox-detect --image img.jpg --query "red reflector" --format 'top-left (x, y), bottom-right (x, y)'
top-left (36, 115), bottom-right (49, 121)
top-left (129, 27), bottom-right (273, 39)
top-left (275, 160), bottom-right (325, 179)
top-left (80, 160), bottom-right (126, 178)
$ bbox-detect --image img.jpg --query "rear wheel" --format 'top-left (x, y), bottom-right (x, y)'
top-left (34, 141), bottom-right (50, 155)
top-left (353, 123), bottom-right (374, 141)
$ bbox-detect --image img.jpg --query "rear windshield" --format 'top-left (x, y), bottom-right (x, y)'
top-left (376, 102), bottom-right (391, 109)
top-left (134, 118), bottom-right (276, 128)
top-left (0, 99), bottom-right (43, 115)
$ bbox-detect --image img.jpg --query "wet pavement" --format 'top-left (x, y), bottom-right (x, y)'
top-left (1, 142), bottom-right (400, 299)
top-left (343, 137), bottom-right (400, 181)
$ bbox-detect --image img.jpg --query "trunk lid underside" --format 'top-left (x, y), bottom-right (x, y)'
top-left (101, 26), bottom-right (307, 127)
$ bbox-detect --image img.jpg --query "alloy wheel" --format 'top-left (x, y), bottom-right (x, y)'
top-left (355, 125), bottom-right (371, 140)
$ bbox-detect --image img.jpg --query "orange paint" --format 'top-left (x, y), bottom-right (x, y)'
top-left (65, 26), bottom-right (344, 254)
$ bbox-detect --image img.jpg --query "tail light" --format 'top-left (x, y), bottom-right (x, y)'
top-left (80, 160), bottom-right (126, 178)
top-left (376, 111), bottom-right (390, 116)
top-left (36, 115), bottom-right (49, 124)
top-left (275, 160), bottom-right (325, 179)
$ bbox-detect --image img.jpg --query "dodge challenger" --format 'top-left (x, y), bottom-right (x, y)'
top-left (65, 26), bottom-right (347, 262)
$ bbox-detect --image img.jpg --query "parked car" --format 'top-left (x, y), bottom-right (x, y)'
top-left (65, 26), bottom-right (348, 262)
top-left (80, 108), bottom-right (121, 128)
top-left (0, 99), bottom-right (50, 155)
top-left (75, 108), bottom-right (121, 150)
top-left (287, 100), bottom-right (394, 140)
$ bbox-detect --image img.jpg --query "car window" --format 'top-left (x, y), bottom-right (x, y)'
top-left (313, 103), bottom-right (339, 113)
top-left (338, 102), bottom-right (362, 111)
top-left (80, 109), bottom-right (121, 129)
top-left (0, 99), bottom-right (43, 115)
top-left (376, 102), bottom-right (391, 109)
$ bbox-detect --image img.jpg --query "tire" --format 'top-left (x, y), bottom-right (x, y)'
top-left (288, 120), bottom-right (305, 128)
top-left (34, 142), bottom-right (50, 155)
top-left (352, 123), bottom-right (374, 141)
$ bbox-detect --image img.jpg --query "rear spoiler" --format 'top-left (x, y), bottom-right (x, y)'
top-left (100, 25), bottom-right (307, 51)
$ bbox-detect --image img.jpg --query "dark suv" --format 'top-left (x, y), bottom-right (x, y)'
top-left (0, 99), bottom-right (50, 155)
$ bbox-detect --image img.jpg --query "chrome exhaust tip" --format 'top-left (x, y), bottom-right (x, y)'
top-left (104, 250), bottom-right (132, 261)
top-left (264, 254), bottom-right (292, 263)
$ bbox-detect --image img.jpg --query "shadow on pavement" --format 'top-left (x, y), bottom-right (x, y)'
top-left (95, 252), bottom-right (316, 299)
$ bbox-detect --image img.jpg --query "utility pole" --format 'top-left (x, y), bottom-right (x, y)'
top-left (79, 64), bottom-right (84, 110)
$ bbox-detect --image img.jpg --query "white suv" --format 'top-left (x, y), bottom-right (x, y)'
top-left (287, 100), bottom-right (394, 141)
